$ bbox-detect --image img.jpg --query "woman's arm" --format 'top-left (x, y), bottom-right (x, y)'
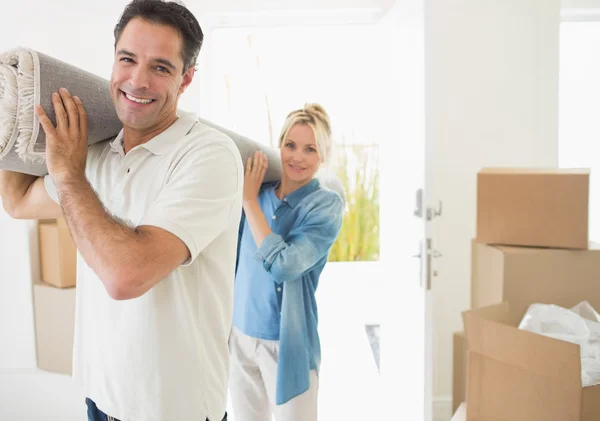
top-left (255, 193), bottom-right (344, 284)
top-left (242, 151), bottom-right (344, 283)
top-left (242, 151), bottom-right (271, 247)
top-left (243, 199), bottom-right (272, 247)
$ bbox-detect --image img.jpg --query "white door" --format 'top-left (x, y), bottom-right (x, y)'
top-left (379, 1), bottom-right (433, 420)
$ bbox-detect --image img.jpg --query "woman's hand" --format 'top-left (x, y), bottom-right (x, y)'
top-left (243, 151), bottom-right (268, 204)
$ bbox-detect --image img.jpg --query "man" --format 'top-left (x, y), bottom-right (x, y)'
top-left (0, 1), bottom-right (241, 420)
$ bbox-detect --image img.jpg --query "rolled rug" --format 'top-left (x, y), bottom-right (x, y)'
top-left (196, 119), bottom-right (346, 202)
top-left (0, 47), bottom-right (122, 176)
top-left (198, 117), bottom-right (282, 183)
top-left (0, 47), bottom-right (285, 183)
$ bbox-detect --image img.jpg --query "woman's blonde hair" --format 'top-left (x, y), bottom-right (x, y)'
top-left (278, 103), bottom-right (332, 165)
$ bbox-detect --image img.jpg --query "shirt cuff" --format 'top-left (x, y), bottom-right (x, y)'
top-left (44, 175), bottom-right (60, 204)
top-left (137, 217), bottom-right (198, 267)
top-left (255, 232), bottom-right (285, 267)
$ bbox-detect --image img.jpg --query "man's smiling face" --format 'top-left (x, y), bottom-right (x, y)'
top-left (110, 17), bottom-right (194, 132)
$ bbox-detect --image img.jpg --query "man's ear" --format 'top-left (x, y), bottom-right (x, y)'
top-left (179, 66), bottom-right (195, 95)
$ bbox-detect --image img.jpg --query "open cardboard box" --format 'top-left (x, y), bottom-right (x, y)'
top-left (471, 240), bottom-right (600, 317)
top-left (463, 302), bottom-right (600, 421)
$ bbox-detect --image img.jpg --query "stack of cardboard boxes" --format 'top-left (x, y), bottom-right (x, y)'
top-left (34, 218), bottom-right (76, 375)
top-left (452, 168), bottom-right (600, 420)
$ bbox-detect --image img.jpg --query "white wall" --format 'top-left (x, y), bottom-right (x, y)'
top-left (426, 0), bottom-right (560, 418)
top-left (0, 217), bottom-right (37, 371)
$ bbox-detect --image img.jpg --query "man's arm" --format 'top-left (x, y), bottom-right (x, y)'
top-left (1, 167), bottom-right (188, 298)
top-left (55, 174), bottom-right (190, 300)
top-left (38, 88), bottom-right (240, 301)
top-left (0, 168), bottom-right (178, 299)
top-left (0, 170), bottom-right (62, 220)
top-left (37, 88), bottom-right (191, 301)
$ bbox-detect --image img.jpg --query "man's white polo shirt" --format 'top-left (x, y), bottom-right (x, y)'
top-left (44, 111), bottom-right (243, 421)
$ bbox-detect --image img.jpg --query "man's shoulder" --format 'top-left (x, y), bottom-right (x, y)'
top-left (178, 116), bottom-right (242, 162)
top-left (158, 115), bottom-right (243, 183)
top-left (189, 120), bottom-right (237, 147)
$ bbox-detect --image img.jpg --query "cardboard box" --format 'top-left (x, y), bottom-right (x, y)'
top-left (38, 218), bottom-right (77, 288)
top-left (476, 168), bottom-right (589, 249)
top-left (32, 281), bottom-right (76, 375)
top-left (451, 403), bottom-right (466, 421)
top-left (452, 331), bottom-right (467, 413)
top-left (471, 240), bottom-right (600, 317)
top-left (463, 302), bottom-right (600, 421)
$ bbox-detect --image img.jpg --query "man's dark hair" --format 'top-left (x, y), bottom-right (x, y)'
top-left (114, 0), bottom-right (203, 73)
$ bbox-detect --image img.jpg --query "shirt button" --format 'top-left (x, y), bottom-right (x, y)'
top-left (272, 215), bottom-right (276, 220)
top-left (277, 287), bottom-right (282, 292)
top-left (283, 198), bottom-right (287, 202)
top-left (127, 168), bottom-right (131, 174)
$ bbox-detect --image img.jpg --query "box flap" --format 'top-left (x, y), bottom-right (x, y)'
top-left (463, 303), bottom-right (582, 385)
top-left (467, 350), bottom-right (583, 421)
top-left (462, 302), bottom-right (514, 328)
top-left (479, 167), bottom-right (590, 175)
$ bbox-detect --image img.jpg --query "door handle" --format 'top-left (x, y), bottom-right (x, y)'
top-left (414, 188), bottom-right (423, 218)
top-left (414, 188), bottom-right (443, 221)
top-left (413, 239), bottom-right (442, 290)
top-left (426, 201), bottom-right (443, 221)
top-left (411, 249), bottom-right (442, 259)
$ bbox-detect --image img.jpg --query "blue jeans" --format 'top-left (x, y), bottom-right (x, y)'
top-left (86, 398), bottom-right (227, 421)
top-left (86, 398), bottom-right (117, 421)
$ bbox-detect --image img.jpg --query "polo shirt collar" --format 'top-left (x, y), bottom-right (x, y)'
top-left (109, 110), bottom-right (198, 156)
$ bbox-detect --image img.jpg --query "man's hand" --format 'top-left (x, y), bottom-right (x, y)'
top-left (243, 151), bottom-right (268, 204)
top-left (36, 88), bottom-right (88, 184)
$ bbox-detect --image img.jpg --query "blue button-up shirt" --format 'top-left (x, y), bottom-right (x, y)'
top-left (235, 178), bottom-right (344, 405)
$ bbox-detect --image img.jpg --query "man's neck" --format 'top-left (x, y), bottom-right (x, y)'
top-left (122, 113), bottom-right (178, 154)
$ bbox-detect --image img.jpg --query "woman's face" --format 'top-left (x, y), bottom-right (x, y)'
top-left (280, 123), bottom-right (321, 185)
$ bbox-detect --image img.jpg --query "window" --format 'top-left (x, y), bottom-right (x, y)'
top-left (202, 25), bottom-right (383, 261)
top-left (559, 22), bottom-right (600, 241)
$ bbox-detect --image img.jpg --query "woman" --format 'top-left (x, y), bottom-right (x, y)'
top-left (229, 104), bottom-right (344, 421)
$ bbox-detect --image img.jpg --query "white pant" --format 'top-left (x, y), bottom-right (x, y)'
top-left (228, 327), bottom-right (319, 421)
